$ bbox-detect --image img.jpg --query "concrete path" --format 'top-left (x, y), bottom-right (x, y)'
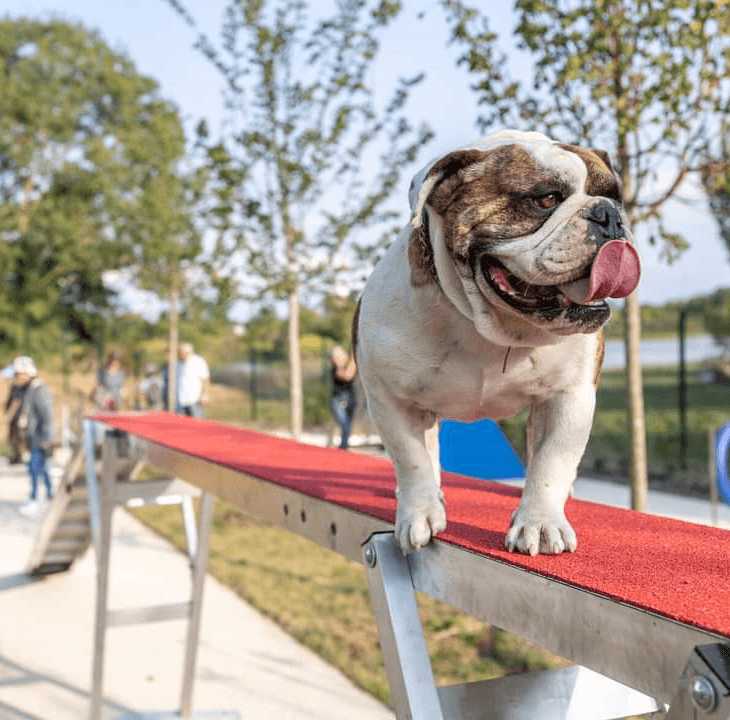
top-left (0, 453), bottom-right (394, 720)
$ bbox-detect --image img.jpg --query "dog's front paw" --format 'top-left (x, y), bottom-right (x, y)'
top-left (505, 507), bottom-right (577, 556)
top-left (395, 491), bottom-right (446, 554)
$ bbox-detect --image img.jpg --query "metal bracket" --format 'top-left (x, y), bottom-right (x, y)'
top-left (667, 644), bottom-right (730, 719)
top-left (362, 533), bottom-right (444, 720)
top-left (362, 532), bottom-right (661, 720)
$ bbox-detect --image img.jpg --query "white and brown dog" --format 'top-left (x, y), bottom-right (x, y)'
top-left (354, 130), bottom-right (640, 556)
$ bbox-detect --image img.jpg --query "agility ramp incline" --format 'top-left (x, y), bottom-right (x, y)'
top-left (91, 411), bottom-right (730, 720)
top-left (27, 444), bottom-right (92, 575)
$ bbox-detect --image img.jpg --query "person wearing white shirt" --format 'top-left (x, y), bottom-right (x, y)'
top-left (177, 342), bottom-right (210, 417)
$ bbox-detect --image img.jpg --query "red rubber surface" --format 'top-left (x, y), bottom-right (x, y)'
top-left (95, 411), bottom-right (730, 637)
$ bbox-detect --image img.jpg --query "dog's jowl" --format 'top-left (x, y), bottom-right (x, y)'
top-left (355, 130), bottom-right (640, 556)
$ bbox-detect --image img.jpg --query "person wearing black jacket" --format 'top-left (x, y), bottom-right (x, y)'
top-left (329, 346), bottom-right (357, 450)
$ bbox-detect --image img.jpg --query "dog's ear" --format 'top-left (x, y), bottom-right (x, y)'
top-left (592, 148), bottom-right (613, 172)
top-left (408, 224), bottom-right (436, 286)
top-left (410, 149), bottom-right (489, 226)
top-left (407, 149), bottom-right (489, 286)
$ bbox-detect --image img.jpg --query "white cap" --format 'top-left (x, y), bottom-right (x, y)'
top-left (12, 355), bottom-right (37, 377)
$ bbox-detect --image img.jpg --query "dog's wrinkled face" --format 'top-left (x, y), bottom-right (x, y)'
top-left (409, 135), bottom-right (640, 336)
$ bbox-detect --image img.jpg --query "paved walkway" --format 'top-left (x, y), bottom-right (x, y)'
top-left (0, 452), bottom-right (394, 720)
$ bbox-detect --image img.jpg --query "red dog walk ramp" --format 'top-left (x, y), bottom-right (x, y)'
top-left (91, 412), bottom-right (730, 720)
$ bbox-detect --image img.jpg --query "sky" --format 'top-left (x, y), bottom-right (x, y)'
top-left (3, 0), bottom-right (729, 312)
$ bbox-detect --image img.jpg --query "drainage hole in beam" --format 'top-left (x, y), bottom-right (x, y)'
top-left (283, 504), bottom-right (289, 516)
top-left (300, 510), bottom-right (307, 523)
top-left (330, 522), bottom-right (337, 536)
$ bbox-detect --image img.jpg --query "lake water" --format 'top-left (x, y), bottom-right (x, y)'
top-left (603, 334), bottom-right (722, 370)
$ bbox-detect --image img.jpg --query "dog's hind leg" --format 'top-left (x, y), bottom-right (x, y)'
top-left (366, 391), bottom-right (446, 554)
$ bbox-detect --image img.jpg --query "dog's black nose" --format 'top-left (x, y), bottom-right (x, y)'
top-left (586, 201), bottom-right (625, 243)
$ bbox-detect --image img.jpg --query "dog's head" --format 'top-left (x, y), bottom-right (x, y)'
top-left (408, 131), bottom-right (640, 340)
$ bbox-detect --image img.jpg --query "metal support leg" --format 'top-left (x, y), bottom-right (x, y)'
top-left (363, 533), bottom-right (661, 720)
top-left (181, 495), bottom-right (199, 560)
top-left (89, 430), bottom-right (119, 720)
top-left (362, 533), bottom-right (445, 720)
top-left (83, 419), bottom-right (100, 550)
top-left (667, 644), bottom-right (730, 719)
top-left (180, 493), bottom-right (215, 719)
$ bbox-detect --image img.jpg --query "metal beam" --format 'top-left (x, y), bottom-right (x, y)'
top-left (133, 434), bottom-right (724, 706)
top-left (113, 478), bottom-right (201, 504)
top-left (436, 666), bottom-right (660, 720)
top-left (90, 420), bottom-right (730, 720)
top-left (107, 602), bottom-right (191, 627)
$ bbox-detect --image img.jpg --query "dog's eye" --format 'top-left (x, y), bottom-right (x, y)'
top-left (533, 192), bottom-right (562, 210)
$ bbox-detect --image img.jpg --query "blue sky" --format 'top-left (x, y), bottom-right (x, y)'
top-left (3, 0), bottom-right (729, 310)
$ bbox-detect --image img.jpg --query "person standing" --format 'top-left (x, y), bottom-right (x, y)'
top-left (329, 345), bottom-right (357, 450)
top-left (137, 362), bottom-right (163, 410)
top-left (92, 352), bottom-right (126, 411)
top-left (5, 371), bottom-right (28, 464)
top-left (13, 356), bottom-right (54, 516)
top-left (177, 342), bottom-right (210, 417)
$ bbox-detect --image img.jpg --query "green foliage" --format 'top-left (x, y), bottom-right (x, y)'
top-left (701, 119), bottom-right (730, 258)
top-left (605, 298), bottom-right (706, 339)
top-left (243, 292), bottom-right (358, 361)
top-left (165, 0), bottom-right (434, 434)
top-left (441, 0), bottom-right (730, 254)
top-left (172, 0), bottom-right (433, 299)
top-left (699, 288), bottom-right (730, 350)
top-left (0, 18), bottom-right (198, 357)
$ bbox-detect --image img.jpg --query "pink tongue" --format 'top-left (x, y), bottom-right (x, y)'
top-left (559, 240), bottom-right (640, 305)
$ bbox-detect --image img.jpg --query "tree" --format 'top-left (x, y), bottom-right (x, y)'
top-left (442, 0), bottom-right (730, 509)
top-left (0, 18), bottom-right (197, 361)
top-left (702, 119), bottom-right (730, 254)
top-left (164, 0), bottom-right (433, 437)
top-left (700, 289), bottom-right (730, 354)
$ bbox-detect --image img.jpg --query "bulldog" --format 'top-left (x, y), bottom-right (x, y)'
top-left (354, 130), bottom-right (640, 556)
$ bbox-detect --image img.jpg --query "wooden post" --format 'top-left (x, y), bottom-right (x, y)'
top-left (625, 292), bottom-right (648, 511)
top-left (168, 274), bottom-right (179, 413)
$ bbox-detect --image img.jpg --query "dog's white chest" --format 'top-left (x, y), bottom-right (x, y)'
top-left (409, 342), bottom-right (583, 422)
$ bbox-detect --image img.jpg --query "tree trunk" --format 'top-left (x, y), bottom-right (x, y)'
top-left (168, 275), bottom-right (179, 413)
top-left (624, 291), bottom-right (647, 510)
top-left (609, 10), bottom-right (648, 510)
top-left (288, 284), bottom-right (303, 439)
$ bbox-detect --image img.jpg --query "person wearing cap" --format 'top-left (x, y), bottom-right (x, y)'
top-left (177, 342), bottom-right (210, 417)
top-left (13, 356), bottom-right (54, 516)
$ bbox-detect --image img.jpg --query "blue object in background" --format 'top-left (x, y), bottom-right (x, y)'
top-left (715, 422), bottom-right (730, 504)
top-left (439, 419), bottom-right (525, 480)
